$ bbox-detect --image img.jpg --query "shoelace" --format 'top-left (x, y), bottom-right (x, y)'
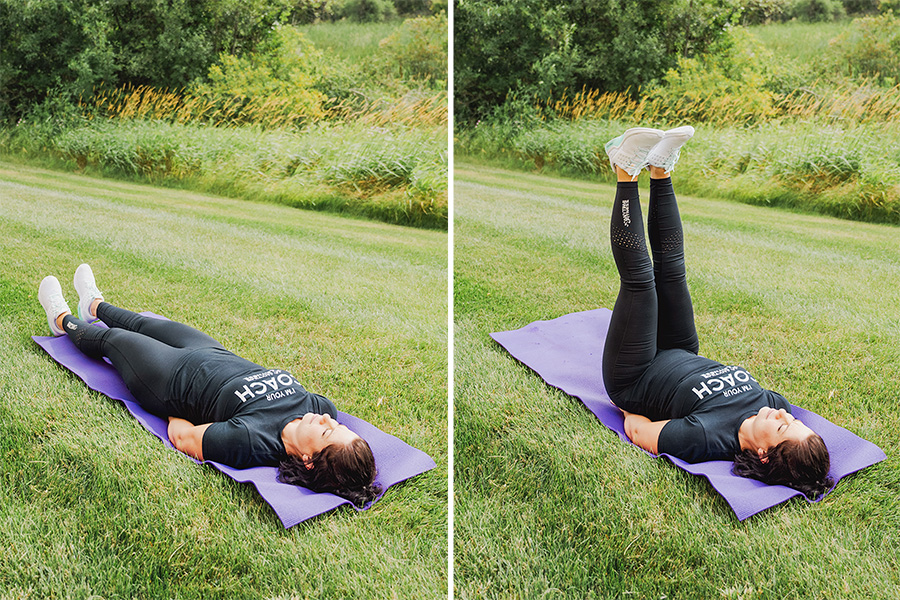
top-left (658, 149), bottom-right (681, 174)
top-left (612, 147), bottom-right (652, 177)
top-left (48, 291), bottom-right (67, 311)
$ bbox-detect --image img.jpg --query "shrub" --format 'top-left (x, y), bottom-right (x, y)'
top-left (739, 0), bottom-right (791, 23)
top-left (844, 0), bottom-right (880, 13)
top-left (454, 0), bottom-right (580, 123)
top-left (288, 0), bottom-right (344, 23)
top-left (454, 0), bottom-right (742, 123)
top-left (826, 13), bottom-right (900, 84)
top-left (644, 27), bottom-right (778, 125)
top-left (394, 0), bottom-right (432, 15)
top-left (337, 0), bottom-right (398, 22)
top-left (0, 0), bottom-right (295, 121)
top-left (786, 0), bottom-right (847, 21)
top-left (190, 26), bottom-right (327, 127)
top-left (376, 14), bottom-right (448, 88)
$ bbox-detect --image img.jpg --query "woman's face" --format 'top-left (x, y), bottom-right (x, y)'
top-left (749, 406), bottom-right (814, 451)
top-left (293, 412), bottom-right (360, 458)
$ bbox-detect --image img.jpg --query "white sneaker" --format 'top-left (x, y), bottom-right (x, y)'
top-left (604, 127), bottom-right (665, 179)
top-left (73, 263), bottom-right (103, 323)
top-left (38, 276), bottom-right (71, 336)
top-left (646, 126), bottom-right (695, 174)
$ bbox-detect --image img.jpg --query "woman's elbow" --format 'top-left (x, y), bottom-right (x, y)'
top-left (168, 428), bottom-right (188, 454)
top-left (623, 415), bottom-right (660, 454)
top-left (623, 414), bottom-right (641, 443)
top-left (175, 434), bottom-right (204, 461)
top-left (167, 418), bottom-right (204, 460)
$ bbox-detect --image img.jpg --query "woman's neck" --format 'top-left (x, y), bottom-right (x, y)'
top-left (281, 418), bottom-right (302, 457)
top-left (737, 414), bottom-right (756, 452)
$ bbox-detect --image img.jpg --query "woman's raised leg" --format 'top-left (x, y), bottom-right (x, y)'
top-left (647, 172), bottom-right (699, 354)
top-left (602, 167), bottom-right (659, 399)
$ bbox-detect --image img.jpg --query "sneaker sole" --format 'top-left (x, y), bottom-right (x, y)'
top-left (623, 127), bottom-right (667, 138)
top-left (662, 125), bottom-right (695, 138)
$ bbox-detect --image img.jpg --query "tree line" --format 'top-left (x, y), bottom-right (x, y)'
top-left (0, 0), bottom-right (439, 121)
top-left (453, 0), bottom-right (880, 123)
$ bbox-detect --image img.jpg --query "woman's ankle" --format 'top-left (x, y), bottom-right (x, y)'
top-left (649, 166), bottom-right (670, 179)
top-left (56, 312), bottom-right (70, 331)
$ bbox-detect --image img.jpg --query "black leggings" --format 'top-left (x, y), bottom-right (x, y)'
top-left (602, 178), bottom-right (699, 401)
top-left (62, 303), bottom-right (226, 417)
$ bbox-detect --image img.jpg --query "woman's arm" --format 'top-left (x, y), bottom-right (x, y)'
top-left (167, 417), bottom-right (212, 461)
top-left (620, 410), bottom-right (670, 455)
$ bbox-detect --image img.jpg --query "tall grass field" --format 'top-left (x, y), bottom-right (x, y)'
top-left (1, 17), bottom-right (448, 230)
top-left (461, 116), bottom-right (900, 224)
top-left (19, 117), bottom-right (448, 229)
top-left (456, 18), bottom-right (900, 227)
top-left (0, 162), bottom-right (447, 598)
top-left (298, 19), bottom-right (404, 61)
top-left (750, 18), bottom-right (853, 63)
top-left (1, 107), bottom-right (448, 230)
top-left (454, 163), bottom-right (900, 599)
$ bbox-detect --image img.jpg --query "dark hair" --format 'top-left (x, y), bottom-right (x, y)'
top-left (732, 433), bottom-right (833, 499)
top-left (278, 437), bottom-right (382, 508)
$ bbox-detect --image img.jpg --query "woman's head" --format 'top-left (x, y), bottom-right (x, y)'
top-left (733, 432), bottom-right (833, 499)
top-left (742, 406), bottom-right (815, 450)
top-left (290, 412), bottom-right (360, 457)
top-left (279, 414), bottom-right (381, 507)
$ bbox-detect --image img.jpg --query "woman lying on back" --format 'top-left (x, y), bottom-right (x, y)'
top-left (601, 126), bottom-right (832, 498)
top-left (39, 264), bottom-right (380, 506)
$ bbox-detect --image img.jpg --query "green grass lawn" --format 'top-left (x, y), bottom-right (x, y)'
top-left (298, 19), bottom-right (404, 61)
top-left (454, 163), bottom-right (900, 599)
top-left (750, 18), bottom-right (853, 65)
top-left (0, 162), bottom-right (447, 599)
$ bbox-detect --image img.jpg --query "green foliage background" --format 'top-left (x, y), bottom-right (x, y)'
top-left (0, 0), bottom-right (445, 121)
top-left (453, 0), bottom-right (742, 122)
top-left (455, 3), bottom-right (900, 227)
top-left (0, 2), bottom-right (449, 228)
top-left (0, 0), bottom-right (299, 120)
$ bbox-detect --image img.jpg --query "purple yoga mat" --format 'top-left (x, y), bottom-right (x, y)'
top-left (491, 308), bottom-right (886, 521)
top-left (33, 313), bottom-right (436, 528)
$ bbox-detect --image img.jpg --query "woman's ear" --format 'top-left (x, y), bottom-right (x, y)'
top-left (301, 454), bottom-right (314, 470)
top-left (757, 448), bottom-right (769, 464)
